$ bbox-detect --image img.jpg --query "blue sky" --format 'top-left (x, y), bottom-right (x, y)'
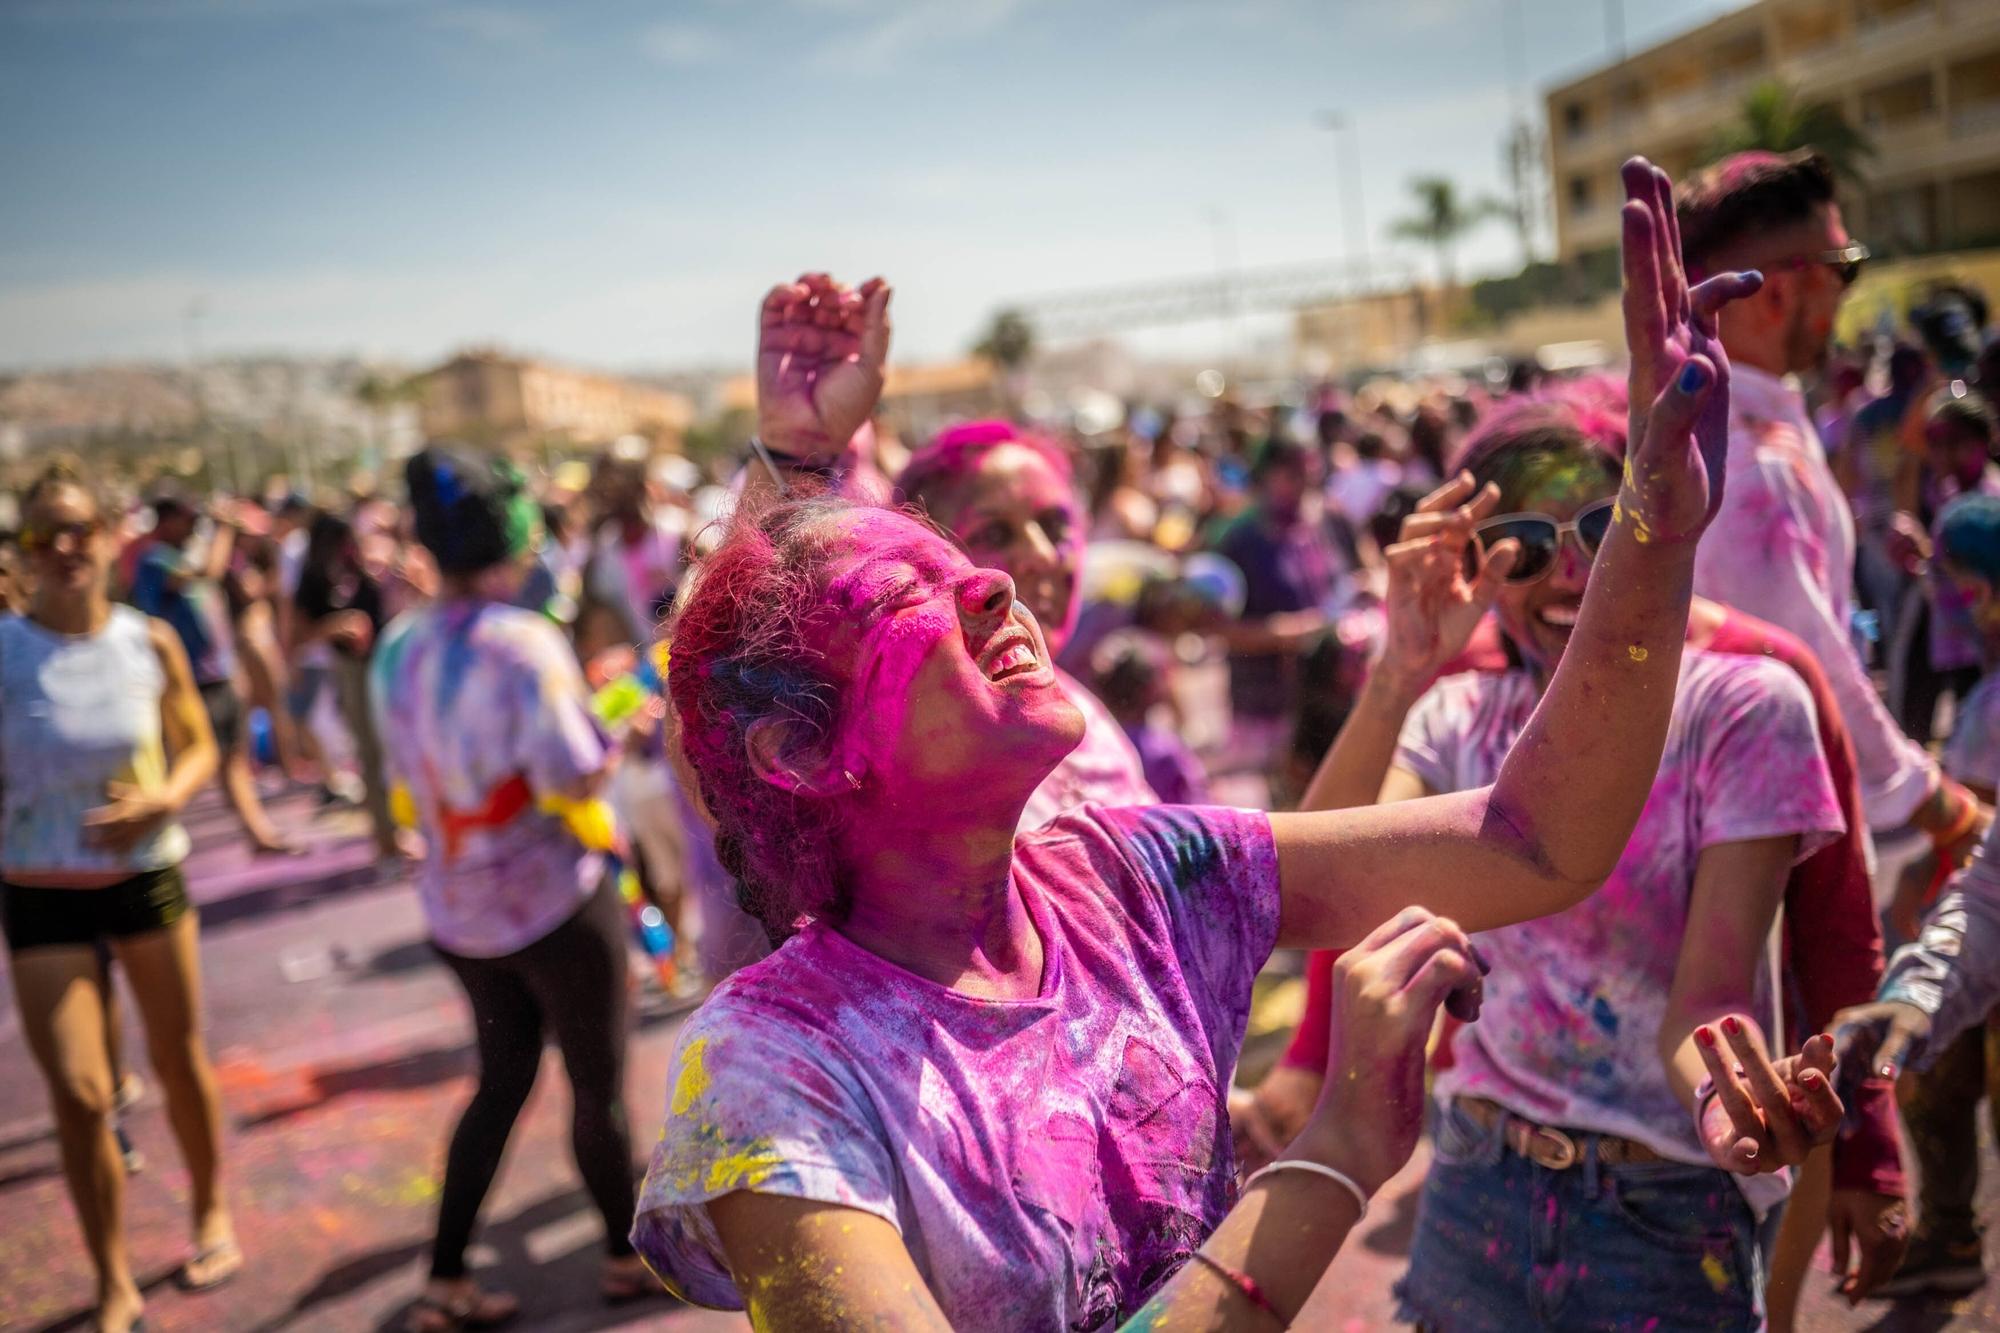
top-left (0, 0), bottom-right (1742, 371)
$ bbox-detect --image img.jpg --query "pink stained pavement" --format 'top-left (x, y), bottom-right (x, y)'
top-left (0, 785), bottom-right (1990, 1330)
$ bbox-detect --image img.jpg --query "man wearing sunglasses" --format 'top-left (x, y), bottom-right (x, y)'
top-left (1679, 148), bottom-right (1989, 1301)
top-left (1680, 150), bottom-right (1979, 847)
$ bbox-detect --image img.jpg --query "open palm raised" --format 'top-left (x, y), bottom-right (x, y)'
top-left (1617, 158), bottom-right (1763, 544)
top-left (756, 273), bottom-right (893, 461)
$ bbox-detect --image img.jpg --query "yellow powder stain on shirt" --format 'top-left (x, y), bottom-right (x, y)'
top-left (1628, 645), bottom-right (1649, 663)
top-left (1701, 1251), bottom-right (1732, 1293)
top-left (703, 1139), bottom-right (786, 1193)
top-left (671, 1036), bottom-right (711, 1116)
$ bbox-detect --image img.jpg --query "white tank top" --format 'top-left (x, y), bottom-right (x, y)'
top-left (0, 607), bottom-right (192, 874)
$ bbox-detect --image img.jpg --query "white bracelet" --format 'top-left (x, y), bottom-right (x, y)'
top-left (1244, 1159), bottom-right (1370, 1218)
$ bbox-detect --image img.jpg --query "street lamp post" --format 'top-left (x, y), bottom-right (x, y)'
top-left (1315, 112), bottom-right (1369, 288)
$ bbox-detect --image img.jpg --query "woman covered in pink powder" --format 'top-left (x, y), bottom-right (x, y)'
top-left (896, 420), bottom-right (1159, 829)
top-left (633, 165), bottom-right (1832, 1329)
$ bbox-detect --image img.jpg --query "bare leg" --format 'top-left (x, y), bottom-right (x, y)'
top-left (220, 742), bottom-right (290, 853)
top-left (12, 944), bottom-right (143, 1332)
top-left (333, 657), bottom-right (400, 858)
top-left (1765, 1143), bottom-right (1832, 1333)
top-left (112, 913), bottom-right (237, 1278)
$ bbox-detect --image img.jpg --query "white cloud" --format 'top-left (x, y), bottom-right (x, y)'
top-left (641, 21), bottom-right (727, 66)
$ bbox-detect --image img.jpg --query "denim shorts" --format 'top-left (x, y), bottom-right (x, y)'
top-left (1395, 1099), bottom-right (1763, 1332)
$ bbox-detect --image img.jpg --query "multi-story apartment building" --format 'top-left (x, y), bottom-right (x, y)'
top-left (1546, 0), bottom-right (2000, 261)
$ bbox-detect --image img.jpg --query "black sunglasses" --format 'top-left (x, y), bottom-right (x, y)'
top-left (1777, 242), bottom-right (1871, 289)
top-left (1468, 497), bottom-right (1618, 586)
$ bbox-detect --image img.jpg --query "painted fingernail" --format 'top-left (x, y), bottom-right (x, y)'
top-left (1470, 943), bottom-right (1492, 976)
top-left (1801, 1070), bottom-right (1822, 1086)
top-left (1679, 361), bottom-right (1709, 394)
top-left (1879, 1063), bottom-right (1897, 1079)
top-left (1742, 1144), bottom-right (1758, 1161)
top-left (1696, 1025), bottom-right (1716, 1047)
top-left (1721, 1015), bottom-right (1742, 1036)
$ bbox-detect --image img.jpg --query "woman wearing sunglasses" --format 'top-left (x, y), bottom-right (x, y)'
top-left (1246, 400), bottom-right (1851, 1329)
top-left (2, 460), bottom-right (238, 1333)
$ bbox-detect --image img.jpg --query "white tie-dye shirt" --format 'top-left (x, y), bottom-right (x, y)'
top-left (1692, 365), bottom-right (1936, 829)
top-left (370, 599), bottom-right (609, 957)
top-left (1398, 650), bottom-right (1844, 1180)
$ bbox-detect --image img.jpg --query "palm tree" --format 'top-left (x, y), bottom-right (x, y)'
top-left (1704, 80), bottom-right (1874, 182)
top-left (1389, 176), bottom-right (1497, 295)
top-left (973, 309), bottom-right (1035, 372)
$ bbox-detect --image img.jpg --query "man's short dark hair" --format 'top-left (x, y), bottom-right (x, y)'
top-left (149, 491), bottom-right (195, 520)
top-left (1675, 149), bottom-right (1838, 277)
top-left (1249, 437), bottom-right (1309, 482)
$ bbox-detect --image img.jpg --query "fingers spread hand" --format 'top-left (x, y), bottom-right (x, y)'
top-left (1473, 537), bottom-right (1519, 595)
top-left (1647, 165), bottom-right (1686, 325)
top-left (1696, 1025), bottom-right (1767, 1168)
top-left (1721, 1015), bottom-right (1808, 1161)
top-left (1792, 1065), bottom-right (1843, 1142)
top-left (1415, 473), bottom-right (1477, 514)
top-left (1465, 480), bottom-right (1503, 523)
top-left (1689, 271), bottom-right (1764, 327)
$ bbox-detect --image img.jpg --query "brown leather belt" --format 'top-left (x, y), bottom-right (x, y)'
top-left (1457, 1096), bottom-right (1665, 1170)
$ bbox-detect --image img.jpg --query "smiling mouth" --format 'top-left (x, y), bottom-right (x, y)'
top-left (1539, 603), bottom-right (1580, 630)
top-left (981, 631), bottom-right (1042, 682)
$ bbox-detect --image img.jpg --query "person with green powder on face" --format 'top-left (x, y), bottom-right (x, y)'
top-left (373, 444), bottom-right (656, 1331)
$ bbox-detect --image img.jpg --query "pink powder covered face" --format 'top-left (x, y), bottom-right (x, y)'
top-left (897, 427), bottom-right (1085, 654)
top-left (1491, 467), bottom-right (1617, 681)
top-left (811, 509), bottom-right (1083, 815)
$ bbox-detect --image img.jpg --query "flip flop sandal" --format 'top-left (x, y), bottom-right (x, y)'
top-left (177, 1237), bottom-right (243, 1292)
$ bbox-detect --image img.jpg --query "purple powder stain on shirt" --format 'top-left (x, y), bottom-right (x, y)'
top-left (632, 804), bottom-right (1282, 1330)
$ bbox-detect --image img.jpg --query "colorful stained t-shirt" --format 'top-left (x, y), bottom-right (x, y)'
top-left (1018, 667), bottom-right (1158, 832)
top-left (1693, 366), bottom-right (1935, 829)
top-left (632, 804), bottom-right (1281, 1330)
top-left (370, 600), bottom-right (609, 958)
top-left (1397, 650), bottom-right (1844, 1178)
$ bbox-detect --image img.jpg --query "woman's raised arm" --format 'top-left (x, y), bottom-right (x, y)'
top-left (1271, 159), bottom-right (1764, 949)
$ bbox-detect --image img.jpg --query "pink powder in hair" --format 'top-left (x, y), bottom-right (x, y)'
top-left (896, 420), bottom-right (1074, 502)
top-left (1712, 151), bottom-right (1790, 189)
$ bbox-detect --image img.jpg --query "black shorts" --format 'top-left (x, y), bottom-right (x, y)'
top-left (199, 680), bottom-right (244, 752)
top-left (1, 866), bottom-right (191, 954)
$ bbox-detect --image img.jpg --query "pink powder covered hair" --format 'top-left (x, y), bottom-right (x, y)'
top-left (667, 492), bottom-right (867, 941)
top-left (1449, 376), bottom-right (1632, 478)
top-left (893, 420), bottom-right (1075, 514)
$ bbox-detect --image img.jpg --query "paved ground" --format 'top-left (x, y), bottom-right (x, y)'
top-left (1, 787), bottom-right (1996, 1331)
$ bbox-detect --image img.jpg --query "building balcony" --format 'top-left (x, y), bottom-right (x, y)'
top-left (1954, 98), bottom-right (2000, 140)
top-left (1555, 113), bottom-right (1646, 163)
top-left (1855, 3), bottom-right (1940, 45)
top-left (1646, 70), bottom-right (1764, 136)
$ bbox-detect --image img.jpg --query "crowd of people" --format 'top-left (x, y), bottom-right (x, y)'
top-left (11, 147), bottom-right (2000, 1332)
